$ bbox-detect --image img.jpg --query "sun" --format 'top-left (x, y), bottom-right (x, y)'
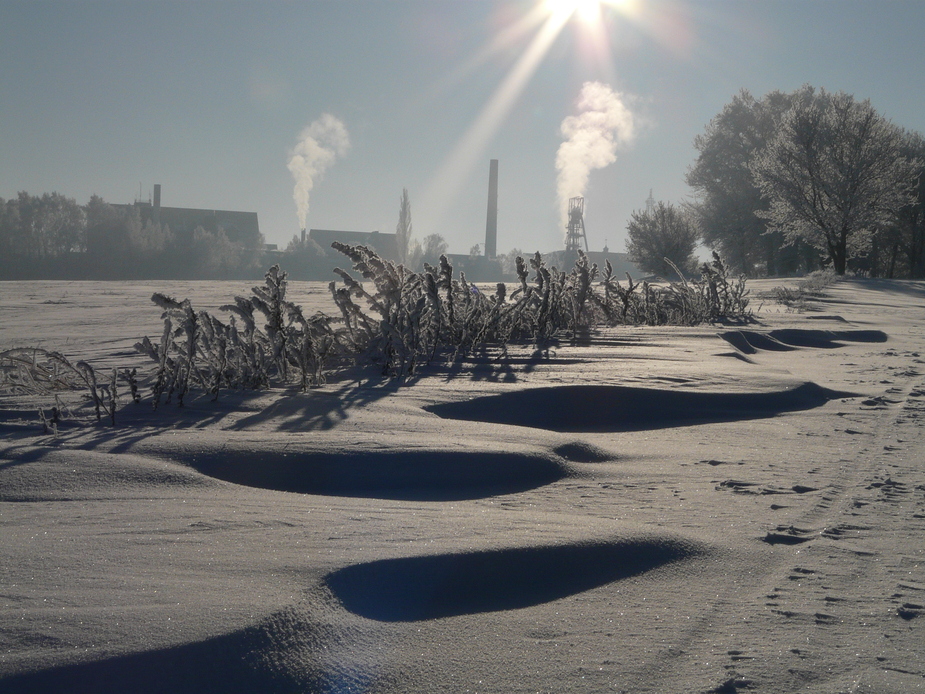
top-left (544, 0), bottom-right (602, 24)
top-left (545, 0), bottom-right (639, 24)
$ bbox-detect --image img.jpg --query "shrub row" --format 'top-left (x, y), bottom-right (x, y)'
top-left (135, 245), bottom-right (751, 394)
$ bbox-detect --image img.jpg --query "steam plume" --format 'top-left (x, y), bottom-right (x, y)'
top-left (287, 114), bottom-right (350, 229)
top-left (555, 82), bottom-right (635, 227)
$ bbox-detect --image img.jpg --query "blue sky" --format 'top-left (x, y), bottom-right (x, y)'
top-left (2, 0), bottom-right (924, 257)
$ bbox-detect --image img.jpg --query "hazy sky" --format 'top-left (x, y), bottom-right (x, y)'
top-left (3, 0), bottom-right (924, 257)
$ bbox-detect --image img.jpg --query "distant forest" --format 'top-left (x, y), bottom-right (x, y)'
top-left (0, 192), bottom-right (277, 281)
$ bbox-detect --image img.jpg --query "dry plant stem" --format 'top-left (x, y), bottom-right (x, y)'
top-left (0, 348), bottom-right (114, 426)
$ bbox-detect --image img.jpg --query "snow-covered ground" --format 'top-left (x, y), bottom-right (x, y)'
top-left (2, 277), bottom-right (924, 693)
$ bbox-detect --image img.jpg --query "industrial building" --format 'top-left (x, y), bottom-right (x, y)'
top-left (292, 159), bottom-right (640, 281)
top-left (113, 184), bottom-right (262, 247)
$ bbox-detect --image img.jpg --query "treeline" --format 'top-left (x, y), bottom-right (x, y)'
top-left (0, 193), bottom-right (269, 280)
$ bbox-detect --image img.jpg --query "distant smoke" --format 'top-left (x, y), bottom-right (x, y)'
top-left (287, 114), bottom-right (350, 229)
top-left (556, 82), bottom-right (635, 227)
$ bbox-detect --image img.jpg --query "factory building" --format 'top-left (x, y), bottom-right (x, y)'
top-left (110, 184), bottom-right (261, 248)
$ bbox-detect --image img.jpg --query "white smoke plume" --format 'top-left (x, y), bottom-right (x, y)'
top-left (287, 114), bottom-right (350, 229)
top-left (555, 81), bottom-right (636, 227)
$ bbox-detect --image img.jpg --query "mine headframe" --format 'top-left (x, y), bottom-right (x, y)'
top-left (564, 196), bottom-right (589, 254)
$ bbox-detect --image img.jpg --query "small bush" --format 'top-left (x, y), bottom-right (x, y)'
top-left (799, 269), bottom-right (839, 294)
top-left (597, 252), bottom-right (750, 326)
top-left (135, 265), bottom-right (339, 407)
top-left (769, 268), bottom-right (839, 311)
top-left (133, 248), bottom-right (752, 397)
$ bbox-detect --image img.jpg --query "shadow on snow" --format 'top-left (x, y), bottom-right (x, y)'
top-left (325, 536), bottom-right (705, 622)
top-left (182, 449), bottom-right (570, 501)
top-left (424, 382), bottom-right (854, 433)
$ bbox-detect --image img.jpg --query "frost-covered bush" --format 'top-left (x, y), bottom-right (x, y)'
top-left (135, 264), bottom-right (337, 406)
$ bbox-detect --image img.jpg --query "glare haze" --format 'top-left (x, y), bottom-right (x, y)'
top-left (2, 0), bottom-right (924, 257)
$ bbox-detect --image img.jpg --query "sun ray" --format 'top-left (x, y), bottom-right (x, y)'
top-left (422, 7), bottom-right (573, 232)
top-left (416, 4), bottom-right (550, 110)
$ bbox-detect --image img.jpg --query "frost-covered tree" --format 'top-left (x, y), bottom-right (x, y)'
top-left (85, 200), bottom-right (176, 275)
top-left (882, 130), bottom-right (925, 277)
top-left (421, 233), bottom-right (448, 266)
top-left (395, 188), bottom-right (413, 265)
top-left (2, 191), bottom-right (86, 259)
top-left (500, 247), bottom-right (524, 277)
top-left (284, 233), bottom-right (326, 256)
top-left (85, 194), bottom-right (121, 233)
top-left (128, 218), bottom-right (173, 255)
top-left (625, 201), bottom-right (699, 278)
top-left (751, 89), bottom-right (920, 275)
top-left (686, 87), bottom-right (814, 276)
top-left (406, 239), bottom-right (422, 270)
top-left (191, 226), bottom-right (242, 277)
top-left (0, 197), bottom-right (22, 261)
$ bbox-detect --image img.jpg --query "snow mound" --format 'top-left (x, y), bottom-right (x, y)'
top-left (553, 441), bottom-right (615, 462)
top-left (721, 328), bottom-right (887, 354)
top-left (0, 450), bottom-right (222, 502)
top-left (0, 608), bottom-right (335, 694)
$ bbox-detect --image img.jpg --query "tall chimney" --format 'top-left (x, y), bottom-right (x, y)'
top-left (153, 184), bottom-right (161, 226)
top-left (484, 159), bottom-right (498, 258)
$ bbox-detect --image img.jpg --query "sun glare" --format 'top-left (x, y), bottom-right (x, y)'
top-left (545, 0), bottom-right (602, 23)
top-left (422, 4), bottom-right (573, 227)
top-left (545, 0), bottom-right (639, 24)
top-left (423, 0), bottom-right (636, 231)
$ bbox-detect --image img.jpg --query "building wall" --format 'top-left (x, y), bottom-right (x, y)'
top-left (113, 202), bottom-right (261, 247)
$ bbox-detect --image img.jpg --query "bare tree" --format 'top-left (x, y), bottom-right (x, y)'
top-left (751, 88), bottom-right (920, 274)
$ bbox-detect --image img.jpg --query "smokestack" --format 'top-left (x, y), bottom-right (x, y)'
top-left (153, 184), bottom-right (161, 226)
top-left (301, 228), bottom-right (306, 244)
top-left (484, 159), bottom-right (498, 258)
